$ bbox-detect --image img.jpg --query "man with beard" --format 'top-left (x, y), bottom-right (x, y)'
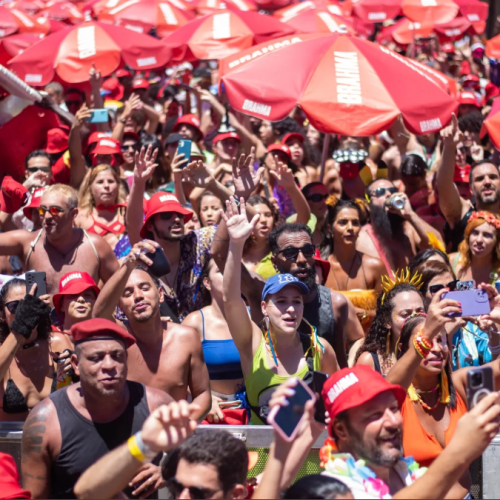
top-left (93, 239), bottom-right (211, 421)
top-left (356, 179), bottom-right (442, 273)
top-left (21, 318), bottom-right (173, 499)
top-left (437, 113), bottom-right (500, 252)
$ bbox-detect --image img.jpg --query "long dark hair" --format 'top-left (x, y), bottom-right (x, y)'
top-left (397, 315), bottom-right (456, 409)
top-left (0, 279), bottom-right (51, 343)
top-left (355, 283), bottom-right (422, 363)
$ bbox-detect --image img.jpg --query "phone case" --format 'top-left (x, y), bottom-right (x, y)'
top-left (88, 109), bottom-right (109, 124)
top-left (267, 379), bottom-right (316, 443)
top-left (177, 139), bottom-right (192, 165)
top-left (312, 371), bottom-right (329, 424)
top-left (145, 247), bottom-right (171, 278)
top-left (467, 366), bottom-right (494, 409)
top-left (25, 271), bottom-right (47, 297)
top-left (442, 289), bottom-right (490, 317)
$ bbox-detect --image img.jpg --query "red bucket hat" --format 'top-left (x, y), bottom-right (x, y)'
top-left (282, 132), bottom-right (305, 145)
top-left (173, 114), bottom-right (204, 139)
top-left (132, 78), bottom-right (150, 90)
top-left (116, 68), bottom-right (132, 78)
top-left (213, 132), bottom-right (240, 145)
top-left (457, 91), bottom-right (480, 107)
top-left (72, 318), bottom-right (136, 348)
top-left (140, 192), bottom-right (193, 239)
top-left (322, 365), bottom-right (406, 434)
top-left (267, 143), bottom-right (291, 160)
top-left (53, 271), bottom-right (101, 314)
top-left (453, 164), bottom-right (471, 184)
top-left (102, 77), bottom-right (124, 101)
top-left (45, 127), bottom-right (69, 154)
top-left (92, 137), bottom-right (123, 156)
top-left (23, 187), bottom-right (45, 221)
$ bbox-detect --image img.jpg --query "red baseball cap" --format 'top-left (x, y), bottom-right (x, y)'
top-left (92, 137), bottom-right (122, 156)
top-left (140, 192), bottom-right (193, 239)
top-left (23, 187), bottom-right (45, 221)
top-left (132, 78), bottom-right (150, 90)
top-left (282, 132), bottom-right (304, 145)
top-left (483, 82), bottom-right (500, 106)
top-left (441, 42), bottom-right (455, 54)
top-left (72, 318), bottom-right (136, 348)
top-left (267, 143), bottom-right (291, 159)
top-left (102, 77), bottom-right (124, 101)
top-left (123, 131), bottom-right (140, 142)
top-left (53, 271), bottom-right (100, 314)
top-left (116, 68), bottom-right (132, 78)
top-left (314, 249), bottom-right (330, 285)
top-left (458, 91), bottom-right (480, 107)
top-left (45, 128), bottom-right (69, 154)
top-left (322, 365), bottom-right (406, 433)
top-left (0, 452), bottom-right (30, 499)
top-left (173, 114), bottom-right (204, 139)
top-left (462, 73), bottom-right (480, 88)
top-left (213, 132), bottom-right (240, 145)
top-left (453, 164), bottom-right (471, 183)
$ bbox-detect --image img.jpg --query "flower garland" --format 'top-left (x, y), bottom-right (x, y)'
top-left (468, 211), bottom-right (500, 230)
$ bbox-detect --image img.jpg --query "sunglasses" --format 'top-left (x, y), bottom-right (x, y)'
top-left (65, 100), bottom-right (82, 107)
top-left (27, 166), bottom-right (51, 174)
top-left (4, 300), bottom-right (20, 314)
top-left (38, 205), bottom-right (66, 217)
top-left (306, 193), bottom-right (328, 202)
top-left (121, 144), bottom-right (137, 152)
top-left (277, 243), bottom-right (316, 261)
top-left (369, 186), bottom-right (399, 199)
top-left (159, 212), bottom-right (185, 221)
top-left (428, 280), bottom-right (459, 295)
top-left (166, 478), bottom-right (221, 500)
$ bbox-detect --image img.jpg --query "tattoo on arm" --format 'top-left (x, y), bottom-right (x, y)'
top-left (23, 405), bottom-right (48, 455)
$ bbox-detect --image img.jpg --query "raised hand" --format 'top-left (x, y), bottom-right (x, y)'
top-left (180, 160), bottom-right (213, 188)
top-left (221, 196), bottom-right (259, 244)
top-left (89, 63), bottom-right (101, 89)
top-left (423, 287), bottom-right (462, 339)
top-left (232, 147), bottom-right (264, 200)
top-left (23, 169), bottom-right (50, 190)
top-left (123, 93), bottom-right (143, 119)
top-left (269, 158), bottom-right (296, 189)
top-left (134, 145), bottom-right (158, 184)
top-left (73, 104), bottom-right (92, 129)
top-left (478, 283), bottom-right (500, 324)
top-left (440, 113), bottom-right (463, 147)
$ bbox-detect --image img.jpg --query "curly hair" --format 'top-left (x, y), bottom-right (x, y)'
top-left (397, 315), bottom-right (456, 409)
top-left (354, 283), bottom-right (422, 365)
top-left (0, 279), bottom-right (52, 343)
top-left (457, 213), bottom-right (500, 273)
top-left (78, 164), bottom-right (127, 215)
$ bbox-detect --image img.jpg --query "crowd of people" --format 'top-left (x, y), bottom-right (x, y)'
top-left (1, 3), bottom-right (500, 499)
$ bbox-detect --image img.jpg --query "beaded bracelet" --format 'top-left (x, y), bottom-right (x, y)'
top-left (413, 329), bottom-right (432, 359)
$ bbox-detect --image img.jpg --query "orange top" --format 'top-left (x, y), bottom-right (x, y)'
top-left (402, 393), bottom-right (467, 468)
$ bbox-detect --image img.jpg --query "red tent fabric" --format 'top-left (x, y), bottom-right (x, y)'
top-left (350, 0), bottom-right (402, 22)
top-left (220, 32), bottom-right (457, 136)
top-left (0, 33), bottom-right (41, 65)
top-left (0, 6), bottom-right (50, 37)
top-left (402, 0), bottom-right (459, 24)
top-left (281, 10), bottom-right (357, 34)
top-left (481, 98), bottom-right (500, 150)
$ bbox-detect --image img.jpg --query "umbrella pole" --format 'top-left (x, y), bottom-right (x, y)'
top-left (320, 134), bottom-right (331, 182)
top-left (411, 24), bottom-right (416, 59)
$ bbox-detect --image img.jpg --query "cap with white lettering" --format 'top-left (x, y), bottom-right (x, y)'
top-left (53, 271), bottom-right (101, 314)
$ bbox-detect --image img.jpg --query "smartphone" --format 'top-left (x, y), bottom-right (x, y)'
top-left (267, 379), bottom-right (315, 442)
top-left (456, 280), bottom-right (475, 291)
top-left (312, 371), bottom-right (329, 424)
top-left (442, 289), bottom-right (491, 317)
top-left (144, 247), bottom-right (171, 278)
top-left (467, 366), bottom-right (494, 409)
top-left (86, 109), bottom-right (109, 124)
top-left (177, 139), bottom-right (192, 166)
top-left (25, 271), bottom-right (47, 298)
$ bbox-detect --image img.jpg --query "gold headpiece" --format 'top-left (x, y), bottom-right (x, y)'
top-left (326, 195), bottom-right (338, 207)
top-left (381, 268), bottom-right (423, 304)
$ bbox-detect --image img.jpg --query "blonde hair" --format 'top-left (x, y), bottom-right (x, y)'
top-left (43, 184), bottom-right (78, 210)
top-left (458, 213), bottom-right (500, 271)
top-left (78, 164), bottom-right (127, 215)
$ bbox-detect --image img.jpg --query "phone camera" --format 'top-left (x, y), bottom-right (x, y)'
top-left (471, 371), bottom-right (483, 388)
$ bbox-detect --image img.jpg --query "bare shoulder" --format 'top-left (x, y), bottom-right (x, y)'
top-left (362, 253), bottom-right (386, 273)
top-left (166, 323), bottom-right (201, 344)
top-left (75, 212), bottom-right (92, 230)
top-left (329, 290), bottom-right (348, 310)
top-left (356, 351), bottom-right (375, 368)
top-left (181, 310), bottom-right (203, 334)
top-left (145, 385), bottom-right (174, 411)
top-left (85, 230), bottom-right (111, 250)
top-left (23, 397), bottom-right (58, 452)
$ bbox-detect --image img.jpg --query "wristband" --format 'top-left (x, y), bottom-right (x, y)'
top-left (489, 341), bottom-right (500, 355)
top-left (413, 329), bottom-right (432, 359)
top-left (127, 431), bottom-right (156, 463)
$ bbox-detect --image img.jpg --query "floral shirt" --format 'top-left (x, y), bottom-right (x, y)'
top-left (162, 226), bottom-right (216, 321)
top-left (451, 321), bottom-right (492, 371)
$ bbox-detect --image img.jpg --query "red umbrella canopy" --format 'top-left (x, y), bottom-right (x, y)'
top-left (8, 20), bottom-right (172, 85)
top-left (98, 0), bottom-right (194, 37)
top-left (3, 0), bottom-right (45, 15)
top-left (0, 6), bottom-right (50, 37)
top-left (42, 1), bottom-right (84, 24)
top-left (402, 0), bottom-right (459, 24)
top-left (0, 33), bottom-right (41, 65)
top-left (220, 32), bottom-right (457, 136)
top-left (350, 0), bottom-right (402, 22)
top-left (91, 0), bottom-right (194, 18)
top-left (195, 0), bottom-right (258, 16)
top-left (274, 0), bottom-right (353, 19)
top-left (481, 98), bottom-right (500, 150)
top-left (281, 10), bottom-right (357, 35)
top-left (162, 10), bottom-right (297, 61)
top-left (453, 0), bottom-right (488, 23)
top-left (487, 34), bottom-right (500, 60)
top-left (389, 18), bottom-right (434, 44)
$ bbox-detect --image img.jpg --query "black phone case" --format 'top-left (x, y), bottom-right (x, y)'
top-left (146, 247), bottom-right (171, 278)
top-left (25, 271), bottom-right (47, 297)
top-left (466, 366), bottom-right (494, 409)
top-left (312, 371), bottom-right (328, 424)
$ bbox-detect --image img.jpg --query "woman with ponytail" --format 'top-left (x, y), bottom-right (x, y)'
top-left (323, 196), bottom-right (385, 329)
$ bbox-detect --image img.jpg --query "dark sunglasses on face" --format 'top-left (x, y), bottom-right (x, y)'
top-left (278, 243), bottom-right (316, 261)
top-left (428, 280), bottom-right (459, 295)
top-left (159, 212), bottom-right (185, 221)
top-left (369, 186), bottom-right (399, 198)
top-left (5, 300), bottom-right (20, 314)
top-left (27, 166), bottom-right (51, 174)
top-left (306, 193), bottom-right (329, 202)
top-left (65, 100), bottom-right (82, 107)
top-left (166, 478), bottom-right (220, 500)
top-left (38, 205), bottom-right (66, 217)
top-left (121, 144), bottom-right (137, 152)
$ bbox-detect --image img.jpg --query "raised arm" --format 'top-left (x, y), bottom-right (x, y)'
top-left (221, 197), bottom-right (260, 357)
top-left (126, 146), bottom-right (159, 246)
top-left (0, 229), bottom-right (29, 260)
top-left (88, 65), bottom-right (110, 133)
top-left (112, 94), bottom-right (142, 142)
top-left (437, 113), bottom-right (469, 226)
top-left (69, 105), bottom-right (92, 189)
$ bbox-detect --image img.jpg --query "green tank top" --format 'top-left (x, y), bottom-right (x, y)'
top-left (245, 336), bottom-right (321, 425)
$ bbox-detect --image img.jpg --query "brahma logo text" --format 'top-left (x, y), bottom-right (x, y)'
top-left (327, 373), bottom-right (359, 403)
top-left (242, 100), bottom-right (271, 117)
top-left (62, 273), bottom-right (82, 288)
top-left (159, 195), bottom-right (178, 203)
top-left (334, 51), bottom-right (362, 105)
top-left (420, 118), bottom-right (442, 133)
top-left (99, 139), bottom-right (117, 148)
top-left (77, 26), bottom-right (96, 59)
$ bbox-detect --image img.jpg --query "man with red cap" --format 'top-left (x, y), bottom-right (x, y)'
top-left (92, 239), bottom-right (211, 421)
top-left (22, 318), bottom-right (173, 499)
top-left (173, 114), bottom-right (204, 143)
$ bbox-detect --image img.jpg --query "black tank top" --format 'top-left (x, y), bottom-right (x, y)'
top-left (300, 285), bottom-right (336, 347)
top-left (443, 205), bottom-right (473, 252)
top-left (49, 381), bottom-right (152, 499)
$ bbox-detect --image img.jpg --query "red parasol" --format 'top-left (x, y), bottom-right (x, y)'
top-left (350, 0), bottom-right (402, 22)
top-left (162, 10), bottom-right (297, 62)
top-left (281, 10), bottom-right (357, 34)
top-left (486, 34), bottom-right (500, 60)
top-left (453, 0), bottom-right (488, 23)
top-left (253, 0), bottom-right (292, 10)
top-left (220, 32), bottom-right (457, 136)
top-left (3, 0), bottom-right (45, 15)
top-left (0, 33), bottom-right (41, 65)
top-left (0, 6), bottom-right (50, 37)
top-left (8, 20), bottom-right (172, 85)
top-left (391, 18), bottom-right (433, 44)
top-left (274, 0), bottom-right (353, 19)
top-left (481, 98), bottom-right (500, 150)
top-left (195, 0), bottom-right (258, 16)
top-left (41, 1), bottom-right (84, 24)
top-left (98, 0), bottom-right (194, 37)
top-left (402, 0), bottom-right (459, 24)
top-left (433, 15), bottom-right (474, 41)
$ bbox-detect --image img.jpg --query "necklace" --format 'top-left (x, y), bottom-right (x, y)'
top-left (415, 382), bottom-right (440, 394)
top-left (415, 387), bottom-right (442, 411)
top-left (331, 252), bottom-right (359, 291)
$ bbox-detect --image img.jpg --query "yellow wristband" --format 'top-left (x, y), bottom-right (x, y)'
top-left (127, 434), bottom-right (147, 463)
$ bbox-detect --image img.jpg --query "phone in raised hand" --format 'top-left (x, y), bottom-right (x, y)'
top-left (176, 139), bottom-right (192, 166)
